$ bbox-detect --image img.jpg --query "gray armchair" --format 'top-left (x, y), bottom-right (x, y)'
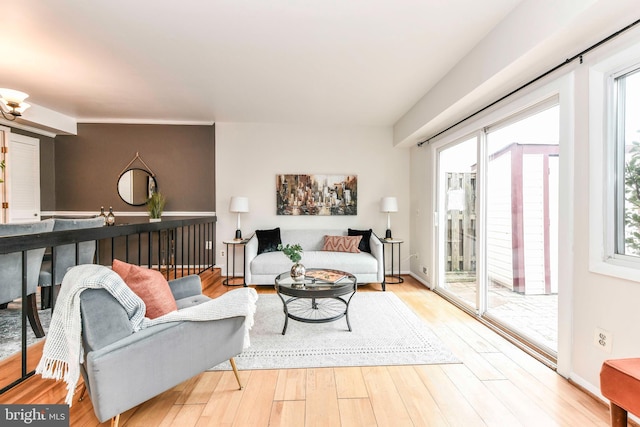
top-left (78, 274), bottom-right (246, 426)
top-left (0, 219), bottom-right (55, 338)
top-left (39, 217), bottom-right (104, 309)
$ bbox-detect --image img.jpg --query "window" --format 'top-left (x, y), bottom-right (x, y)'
top-left (615, 68), bottom-right (640, 259)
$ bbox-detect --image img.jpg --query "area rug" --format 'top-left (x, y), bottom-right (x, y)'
top-left (0, 303), bottom-right (51, 361)
top-left (210, 292), bottom-right (459, 371)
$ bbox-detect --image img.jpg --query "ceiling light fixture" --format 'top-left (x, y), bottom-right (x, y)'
top-left (0, 88), bottom-right (30, 121)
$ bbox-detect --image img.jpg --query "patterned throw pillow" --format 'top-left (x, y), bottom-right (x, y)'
top-left (112, 259), bottom-right (178, 319)
top-left (321, 235), bottom-right (362, 253)
top-left (348, 228), bottom-right (373, 253)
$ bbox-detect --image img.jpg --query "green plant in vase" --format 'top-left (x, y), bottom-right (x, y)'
top-left (278, 243), bottom-right (305, 281)
top-left (147, 192), bottom-right (166, 221)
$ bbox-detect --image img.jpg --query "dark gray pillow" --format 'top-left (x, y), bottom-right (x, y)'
top-left (256, 227), bottom-right (282, 254)
top-left (348, 228), bottom-right (372, 253)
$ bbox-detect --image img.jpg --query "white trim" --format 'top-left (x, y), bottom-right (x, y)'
top-left (41, 211), bottom-right (216, 217)
top-left (569, 372), bottom-right (640, 425)
top-left (0, 119), bottom-right (57, 138)
top-left (77, 119), bottom-right (214, 126)
top-left (408, 271), bottom-right (433, 289)
top-left (569, 372), bottom-right (605, 403)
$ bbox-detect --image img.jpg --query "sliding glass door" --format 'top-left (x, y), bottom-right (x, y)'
top-left (436, 101), bottom-right (559, 354)
top-left (436, 136), bottom-right (478, 310)
top-left (484, 104), bottom-right (559, 352)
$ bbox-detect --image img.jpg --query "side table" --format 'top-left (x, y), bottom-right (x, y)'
top-left (381, 238), bottom-right (404, 290)
top-left (222, 239), bottom-right (249, 287)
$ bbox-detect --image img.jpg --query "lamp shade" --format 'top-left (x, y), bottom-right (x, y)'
top-left (0, 88), bottom-right (29, 105)
top-left (229, 196), bottom-right (249, 213)
top-left (0, 88), bottom-right (30, 116)
top-left (380, 197), bottom-right (398, 213)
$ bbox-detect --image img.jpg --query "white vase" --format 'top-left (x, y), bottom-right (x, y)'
top-left (149, 217), bottom-right (161, 223)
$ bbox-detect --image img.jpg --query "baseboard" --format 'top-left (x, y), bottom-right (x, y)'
top-left (408, 272), bottom-right (434, 290)
top-left (569, 372), bottom-right (640, 425)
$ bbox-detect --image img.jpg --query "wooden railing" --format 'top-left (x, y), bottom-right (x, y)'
top-left (0, 216), bottom-right (216, 394)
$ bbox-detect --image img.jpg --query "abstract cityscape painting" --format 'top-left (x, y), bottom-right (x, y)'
top-left (276, 174), bottom-right (357, 215)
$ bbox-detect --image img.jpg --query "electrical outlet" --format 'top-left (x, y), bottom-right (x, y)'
top-left (594, 327), bottom-right (613, 353)
top-left (220, 250), bottom-right (225, 257)
top-left (205, 241), bottom-right (212, 250)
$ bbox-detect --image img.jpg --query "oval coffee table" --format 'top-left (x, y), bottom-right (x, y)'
top-left (274, 268), bottom-right (357, 335)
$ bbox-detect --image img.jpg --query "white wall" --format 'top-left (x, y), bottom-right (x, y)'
top-left (570, 29), bottom-right (640, 400)
top-left (215, 123), bottom-right (410, 276)
top-left (409, 143), bottom-right (433, 285)
top-left (394, 0), bottom-right (639, 147)
top-left (405, 2), bottom-right (640, 406)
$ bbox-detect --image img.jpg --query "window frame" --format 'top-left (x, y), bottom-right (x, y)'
top-left (588, 39), bottom-right (640, 281)
top-left (612, 67), bottom-right (640, 261)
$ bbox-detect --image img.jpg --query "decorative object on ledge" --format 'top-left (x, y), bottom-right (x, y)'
top-left (276, 174), bottom-right (357, 216)
top-left (380, 196), bottom-right (398, 239)
top-left (147, 192), bottom-right (166, 222)
top-left (0, 88), bottom-right (30, 121)
top-left (106, 207), bottom-right (116, 226)
top-left (229, 196), bottom-right (249, 240)
top-left (98, 206), bottom-right (106, 225)
top-left (117, 152), bottom-right (158, 206)
top-left (278, 243), bottom-right (305, 282)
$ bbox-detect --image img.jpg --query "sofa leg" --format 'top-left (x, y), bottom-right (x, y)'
top-left (111, 414), bottom-right (120, 427)
top-left (229, 357), bottom-right (242, 390)
top-left (610, 402), bottom-right (627, 427)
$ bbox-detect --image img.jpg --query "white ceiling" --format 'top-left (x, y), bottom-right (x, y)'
top-left (1, 0), bottom-right (522, 126)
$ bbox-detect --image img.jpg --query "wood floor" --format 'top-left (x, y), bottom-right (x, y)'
top-left (0, 270), bottom-right (612, 426)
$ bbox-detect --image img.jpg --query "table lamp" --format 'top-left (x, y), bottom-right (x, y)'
top-left (380, 196), bottom-right (398, 239)
top-left (229, 196), bottom-right (249, 240)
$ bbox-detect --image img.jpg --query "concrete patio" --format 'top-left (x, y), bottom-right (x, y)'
top-left (443, 279), bottom-right (558, 352)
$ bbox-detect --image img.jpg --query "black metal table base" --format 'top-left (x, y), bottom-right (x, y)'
top-left (224, 240), bottom-right (247, 287)
top-left (223, 276), bottom-right (246, 286)
top-left (384, 275), bottom-right (404, 285)
top-left (278, 294), bottom-right (355, 335)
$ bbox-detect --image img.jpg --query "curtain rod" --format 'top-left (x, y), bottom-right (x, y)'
top-left (417, 17), bottom-right (640, 147)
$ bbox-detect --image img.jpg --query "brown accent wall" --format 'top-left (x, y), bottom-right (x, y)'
top-left (54, 123), bottom-right (216, 213)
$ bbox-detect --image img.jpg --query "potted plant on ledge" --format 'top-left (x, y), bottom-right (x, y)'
top-left (147, 192), bottom-right (166, 222)
top-left (278, 243), bottom-right (305, 281)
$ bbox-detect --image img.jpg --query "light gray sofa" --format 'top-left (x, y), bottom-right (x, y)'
top-left (244, 229), bottom-right (384, 287)
top-left (79, 274), bottom-right (246, 425)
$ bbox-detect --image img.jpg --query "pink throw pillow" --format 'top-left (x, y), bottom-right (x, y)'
top-left (112, 259), bottom-right (178, 319)
top-left (322, 235), bottom-right (362, 253)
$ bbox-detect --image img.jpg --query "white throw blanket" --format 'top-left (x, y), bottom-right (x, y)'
top-left (36, 264), bottom-right (258, 406)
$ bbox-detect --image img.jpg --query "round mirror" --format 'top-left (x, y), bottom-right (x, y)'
top-left (117, 168), bottom-right (157, 206)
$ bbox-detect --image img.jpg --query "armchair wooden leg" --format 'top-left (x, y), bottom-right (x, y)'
top-left (229, 357), bottom-right (242, 390)
top-left (77, 383), bottom-right (87, 402)
top-left (610, 402), bottom-right (627, 427)
top-left (111, 414), bottom-right (120, 427)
